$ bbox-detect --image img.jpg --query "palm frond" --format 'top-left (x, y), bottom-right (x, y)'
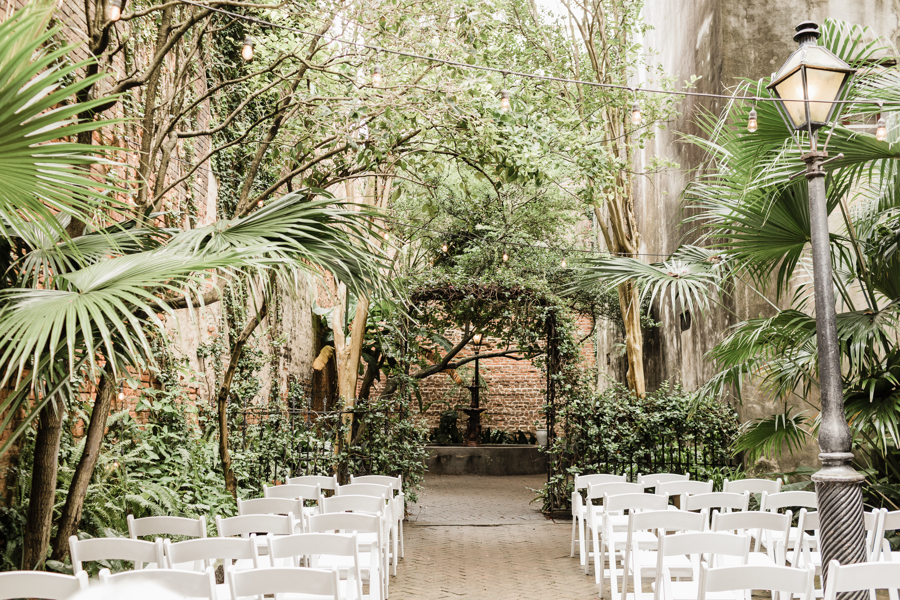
top-left (0, 9), bottom-right (127, 237)
top-left (732, 407), bottom-right (813, 463)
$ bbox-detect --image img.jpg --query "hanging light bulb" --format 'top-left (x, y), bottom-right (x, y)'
top-left (500, 89), bottom-right (511, 113)
top-left (112, 459), bottom-right (119, 469)
top-left (108, 0), bottom-right (122, 22)
top-left (372, 65), bottom-right (383, 87)
top-left (747, 108), bottom-right (758, 133)
top-left (257, 199), bottom-right (264, 208)
top-left (561, 259), bottom-right (567, 268)
top-left (441, 243), bottom-right (448, 253)
top-left (383, 231), bottom-right (389, 241)
top-left (502, 252), bottom-right (508, 262)
top-left (241, 37), bottom-right (255, 61)
top-left (117, 381), bottom-right (125, 402)
top-left (631, 99), bottom-right (642, 126)
top-left (117, 390), bottom-right (125, 401)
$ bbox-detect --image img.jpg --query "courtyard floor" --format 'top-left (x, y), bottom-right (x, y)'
top-left (391, 475), bottom-right (597, 599)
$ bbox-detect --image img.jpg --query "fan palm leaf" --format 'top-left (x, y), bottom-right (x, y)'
top-left (0, 8), bottom-right (126, 237)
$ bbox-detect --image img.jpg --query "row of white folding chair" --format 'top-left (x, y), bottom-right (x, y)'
top-left (595, 496), bottom-right (797, 598)
top-left (0, 571), bottom-right (88, 600)
top-left (823, 559), bottom-right (900, 600)
top-left (350, 475), bottom-right (406, 564)
top-left (75, 564), bottom-right (346, 600)
top-left (262, 478), bottom-right (402, 577)
top-left (601, 497), bottom-right (782, 599)
top-left (307, 511), bottom-right (387, 600)
top-left (571, 473), bottom-right (781, 567)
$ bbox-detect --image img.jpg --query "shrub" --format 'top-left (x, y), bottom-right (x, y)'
top-left (540, 380), bottom-right (741, 513)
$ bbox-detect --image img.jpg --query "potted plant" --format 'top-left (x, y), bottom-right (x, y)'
top-left (534, 420), bottom-right (548, 447)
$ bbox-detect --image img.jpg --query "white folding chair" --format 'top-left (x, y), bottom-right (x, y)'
top-left (711, 509), bottom-right (791, 567)
top-left (289, 474), bottom-right (339, 493)
top-left (308, 512), bottom-right (387, 600)
top-left (336, 483), bottom-right (397, 577)
top-left (228, 566), bottom-right (342, 600)
top-left (823, 560), bottom-right (900, 600)
top-left (99, 566), bottom-right (217, 599)
top-left (872, 509), bottom-right (897, 564)
top-left (637, 473), bottom-right (690, 491)
top-left (684, 492), bottom-right (750, 517)
top-left (656, 480), bottom-right (714, 509)
top-left (216, 513), bottom-right (296, 566)
top-left (584, 482), bottom-right (644, 577)
top-left (127, 514), bottom-right (207, 540)
top-left (69, 535), bottom-right (164, 575)
top-left (760, 491), bottom-right (817, 553)
top-left (237, 497), bottom-right (304, 518)
top-left (655, 532), bottom-right (751, 600)
top-left (163, 536), bottom-right (259, 573)
top-left (0, 571), bottom-right (88, 599)
top-left (264, 484), bottom-right (321, 519)
top-left (596, 492), bottom-right (669, 592)
top-left (619, 509), bottom-right (706, 600)
top-left (572, 474), bottom-right (626, 565)
top-left (723, 478), bottom-right (782, 495)
top-left (698, 563), bottom-right (815, 600)
top-left (350, 475), bottom-right (405, 561)
top-left (269, 532), bottom-right (367, 600)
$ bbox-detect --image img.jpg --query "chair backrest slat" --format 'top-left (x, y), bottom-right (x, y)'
top-left (237, 497), bottom-right (302, 517)
top-left (684, 492), bottom-right (750, 513)
top-left (127, 514), bottom-right (206, 539)
top-left (69, 536), bottom-right (163, 575)
top-left (603, 492), bottom-right (668, 514)
top-left (320, 494), bottom-right (384, 515)
top-left (656, 480), bottom-right (713, 497)
top-left (574, 474), bottom-right (626, 491)
top-left (723, 478), bottom-right (782, 495)
top-left (308, 512), bottom-right (381, 535)
top-left (216, 514), bottom-right (294, 538)
top-left (99, 567), bottom-right (216, 599)
top-left (587, 482), bottom-right (643, 501)
top-left (350, 474), bottom-right (402, 492)
top-left (638, 473), bottom-right (689, 490)
top-left (263, 483), bottom-right (320, 501)
top-left (699, 564), bottom-right (815, 600)
top-left (336, 483), bottom-right (391, 499)
top-left (228, 567), bottom-right (340, 600)
top-left (823, 560), bottom-right (900, 600)
top-left (0, 571), bottom-right (88, 600)
top-left (164, 537), bottom-right (258, 571)
top-left (761, 491), bottom-right (817, 512)
top-left (287, 475), bottom-right (338, 491)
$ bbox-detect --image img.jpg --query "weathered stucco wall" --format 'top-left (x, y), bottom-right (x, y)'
top-left (618, 0), bottom-right (900, 472)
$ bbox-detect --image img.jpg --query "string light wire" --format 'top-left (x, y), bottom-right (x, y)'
top-left (175, 0), bottom-right (896, 109)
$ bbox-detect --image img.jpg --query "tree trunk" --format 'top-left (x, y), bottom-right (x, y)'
top-left (22, 403), bottom-right (65, 570)
top-left (50, 373), bottom-right (114, 562)
top-left (618, 280), bottom-right (646, 397)
top-left (216, 300), bottom-right (268, 498)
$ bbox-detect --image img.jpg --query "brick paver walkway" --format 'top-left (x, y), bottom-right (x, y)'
top-left (391, 475), bottom-right (598, 599)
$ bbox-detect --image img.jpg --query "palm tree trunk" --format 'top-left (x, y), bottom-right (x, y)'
top-left (50, 372), bottom-right (114, 562)
top-left (22, 403), bottom-right (64, 570)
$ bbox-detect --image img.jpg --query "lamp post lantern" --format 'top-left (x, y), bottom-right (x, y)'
top-left (768, 22), bottom-right (867, 593)
top-left (463, 333), bottom-right (486, 446)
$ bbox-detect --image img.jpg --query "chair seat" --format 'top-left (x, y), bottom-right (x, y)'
top-left (633, 551), bottom-right (693, 579)
top-left (654, 580), bottom-right (737, 600)
top-left (721, 552), bottom-right (776, 568)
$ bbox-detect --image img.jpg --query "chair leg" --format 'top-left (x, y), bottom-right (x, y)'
top-left (399, 518), bottom-right (405, 559)
top-left (594, 526), bottom-right (603, 586)
top-left (571, 517), bottom-right (577, 558)
top-left (392, 522), bottom-right (399, 576)
top-left (580, 516), bottom-right (588, 567)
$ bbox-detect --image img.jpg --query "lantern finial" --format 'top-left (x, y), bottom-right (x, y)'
top-left (793, 21), bottom-right (821, 46)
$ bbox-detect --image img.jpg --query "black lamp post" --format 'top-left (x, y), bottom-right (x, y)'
top-left (768, 22), bottom-right (867, 591)
top-left (463, 333), bottom-right (486, 446)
